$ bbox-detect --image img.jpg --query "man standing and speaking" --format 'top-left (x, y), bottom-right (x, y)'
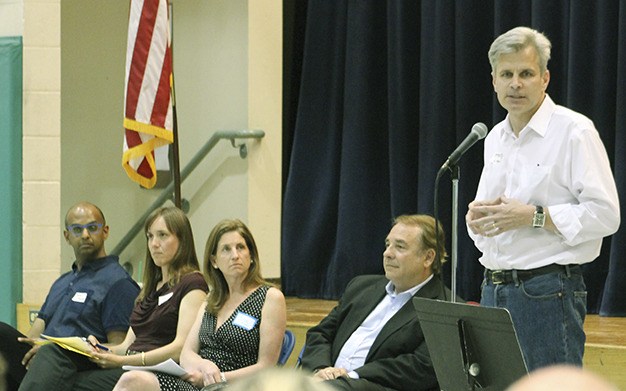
top-left (466, 26), bottom-right (620, 371)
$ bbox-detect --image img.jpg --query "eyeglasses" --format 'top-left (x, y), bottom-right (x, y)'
top-left (66, 223), bottom-right (103, 237)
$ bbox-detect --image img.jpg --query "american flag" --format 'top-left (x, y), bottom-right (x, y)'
top-left (122, 0), bottom-right (173, 189)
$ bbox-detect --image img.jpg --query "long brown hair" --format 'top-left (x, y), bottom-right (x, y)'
top-left (138, 206), bottom-right (201, 302)
top-left (203, 219), bottom-right (266, 314)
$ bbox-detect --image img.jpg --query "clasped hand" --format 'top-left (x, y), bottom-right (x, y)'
top-left (183, 359), bottom-right (222, 387)
top-left (467, 196), bottom-right (532, 237)
top-left (313, 366), bottom-right (348, 381)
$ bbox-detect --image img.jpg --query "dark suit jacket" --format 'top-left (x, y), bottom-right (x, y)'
top-left (301, 274), bottom-right (451, 391)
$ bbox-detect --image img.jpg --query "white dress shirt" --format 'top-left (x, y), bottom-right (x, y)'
top-left (334, 275), bottom-right (433, 378)
top-left (469, 95), bottom-right (620, 270)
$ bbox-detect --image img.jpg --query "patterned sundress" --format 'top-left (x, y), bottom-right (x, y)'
top-left (156, 285), bottom-right (270, 390)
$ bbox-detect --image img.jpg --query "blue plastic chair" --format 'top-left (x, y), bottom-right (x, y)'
top-left (295, 344), bottom-right (305, 368)
top-left (278, 329), bottom-right (296, 366)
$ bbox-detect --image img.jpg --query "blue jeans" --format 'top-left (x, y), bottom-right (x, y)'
top-left (480, 267), bottom-right (587, 372)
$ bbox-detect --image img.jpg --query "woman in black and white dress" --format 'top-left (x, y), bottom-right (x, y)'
top-left (114, 219), bottom-right (286, 391)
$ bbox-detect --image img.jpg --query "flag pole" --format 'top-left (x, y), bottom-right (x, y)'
top-left (168, 1), bottom-right (182, 209)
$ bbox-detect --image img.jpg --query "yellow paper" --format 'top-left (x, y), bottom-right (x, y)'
top-left (37, 334), bottom-right (96, 358)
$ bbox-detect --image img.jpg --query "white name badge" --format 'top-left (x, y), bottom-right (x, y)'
top-left (72, 292), bottom-right (88, 303)
top-left (232, 311), bottom-right (258, 331)
top-left (158, 292), bottom-right (174, 306)
top-left (490, 153), bottom-right (503, 164)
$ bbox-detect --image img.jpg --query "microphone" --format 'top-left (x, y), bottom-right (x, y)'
top-left (440, 122), bottom-right (488, 171)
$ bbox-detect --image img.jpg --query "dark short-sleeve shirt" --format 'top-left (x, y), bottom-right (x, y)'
top-left (37, 255), bottom-right (140, 342)
top-left (128, 271), bottom-right (209, 352)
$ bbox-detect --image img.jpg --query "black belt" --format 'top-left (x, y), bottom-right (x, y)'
top-left (485, 264), bottom-right (580, 285)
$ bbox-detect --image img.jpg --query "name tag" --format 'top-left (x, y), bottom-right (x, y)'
top-left (232, 311), bottom-right (258, 331)
top-left (490, 153), bottom-right (503, 164)
top-left (72, 292), bottom-right (88, 303)
top-left (158, 292), bottom-right (174, 306)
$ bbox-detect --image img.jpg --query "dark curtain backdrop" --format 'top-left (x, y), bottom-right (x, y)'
top-left (281, 0), bottom-right (626, 316)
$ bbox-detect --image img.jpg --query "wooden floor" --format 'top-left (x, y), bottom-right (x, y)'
top-left (285, 297), bottom-right (626, 388)
top-left (584, 315), bottom-right (626, 346)
top-left (286, 297), bottom-right (336, 327)
top-left (582, 315), bottom-right (626, 389)
top-left (286, 297), bottom-right (626, 345)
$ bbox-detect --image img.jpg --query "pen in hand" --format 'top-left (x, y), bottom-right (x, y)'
top-left (94, 343), bottom-right (110, 352)
top-left (83, 337), bottom-right (110, 352)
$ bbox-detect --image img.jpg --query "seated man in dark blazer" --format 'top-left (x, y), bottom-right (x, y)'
top-left (301, 214), bottom-right (451, 391)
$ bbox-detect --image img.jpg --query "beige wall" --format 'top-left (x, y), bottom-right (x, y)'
top-left (0, 0), bottom-right (24, 37)
top-left (21, 0), bottom-right (282, 304)
top-left (21, 0), bottom-right (62, 304)
top-left (248, 0), bottom-right (283, 279)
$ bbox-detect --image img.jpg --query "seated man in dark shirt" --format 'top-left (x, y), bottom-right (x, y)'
top-left (301, 215), bottom-right (451, 391)
top-left (0, 202), bottom-right (139, 391)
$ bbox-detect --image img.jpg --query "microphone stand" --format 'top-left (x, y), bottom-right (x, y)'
top-left (449, 164), bottom-right (459, 303)
top-left (434, 162), bottom-right (460, 303)
top-left (436, 123), bottom-right (487, 303)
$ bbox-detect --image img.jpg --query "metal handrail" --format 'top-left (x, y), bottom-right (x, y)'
top-left (111, 129), bottom-right (265, 256)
